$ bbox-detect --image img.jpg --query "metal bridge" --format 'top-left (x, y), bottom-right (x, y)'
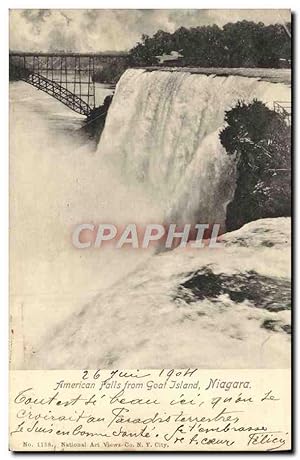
top-left (9, 52), bottom-right (129, 117)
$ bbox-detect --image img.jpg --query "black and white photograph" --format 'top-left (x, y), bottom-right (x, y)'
top-left (8, 8), bottom-right (292, 452)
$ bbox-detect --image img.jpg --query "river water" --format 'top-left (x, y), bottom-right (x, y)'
top-left (10, 81), bottom-right (155, 368)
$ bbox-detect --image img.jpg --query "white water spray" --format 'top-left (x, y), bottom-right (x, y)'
top-left (99, 69), bottom-right (290, 226)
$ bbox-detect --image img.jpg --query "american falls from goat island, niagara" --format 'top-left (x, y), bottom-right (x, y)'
top-left (10, 68), bottom-right (291, 370)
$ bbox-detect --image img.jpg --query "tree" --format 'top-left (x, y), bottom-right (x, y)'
top-left (128, 21), bottom-right (291, 68)
top-left (219, 100), bottom-right (291, 231)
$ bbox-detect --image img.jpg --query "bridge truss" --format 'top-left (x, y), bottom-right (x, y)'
top-left (9, 52), bottom-right (128, 117)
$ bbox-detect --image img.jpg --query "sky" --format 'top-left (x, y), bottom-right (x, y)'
top-left (10, 9), bottom-right (291, 53)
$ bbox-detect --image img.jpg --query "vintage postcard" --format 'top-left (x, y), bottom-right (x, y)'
top-left (9, 9), bottom-right (292, 452)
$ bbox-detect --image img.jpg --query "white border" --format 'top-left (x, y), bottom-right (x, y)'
top-left (1, 1), bottom-right (298, 458)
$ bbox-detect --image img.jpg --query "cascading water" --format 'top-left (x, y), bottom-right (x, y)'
top-left (99, 69), bottom-right (290, 227)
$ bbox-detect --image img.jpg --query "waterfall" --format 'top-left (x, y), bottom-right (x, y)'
top-left (14, 70), bottom-right (289, 370)
top-left (98, 69), bottom-right (290, 228)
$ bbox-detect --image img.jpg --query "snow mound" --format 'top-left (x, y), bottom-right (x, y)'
top-left (222, 217), bottom-right (291, 248)
top-left (31, 218), bottom-right (291, 370)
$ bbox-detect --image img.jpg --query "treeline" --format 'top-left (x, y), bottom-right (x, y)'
top-left (93, 60), bottom-right (129, 84)
top-left (129, 21), bottom-right (291, 68)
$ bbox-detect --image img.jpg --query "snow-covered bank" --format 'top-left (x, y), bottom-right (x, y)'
top-left (33, 217), bottom-right (291, 369)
